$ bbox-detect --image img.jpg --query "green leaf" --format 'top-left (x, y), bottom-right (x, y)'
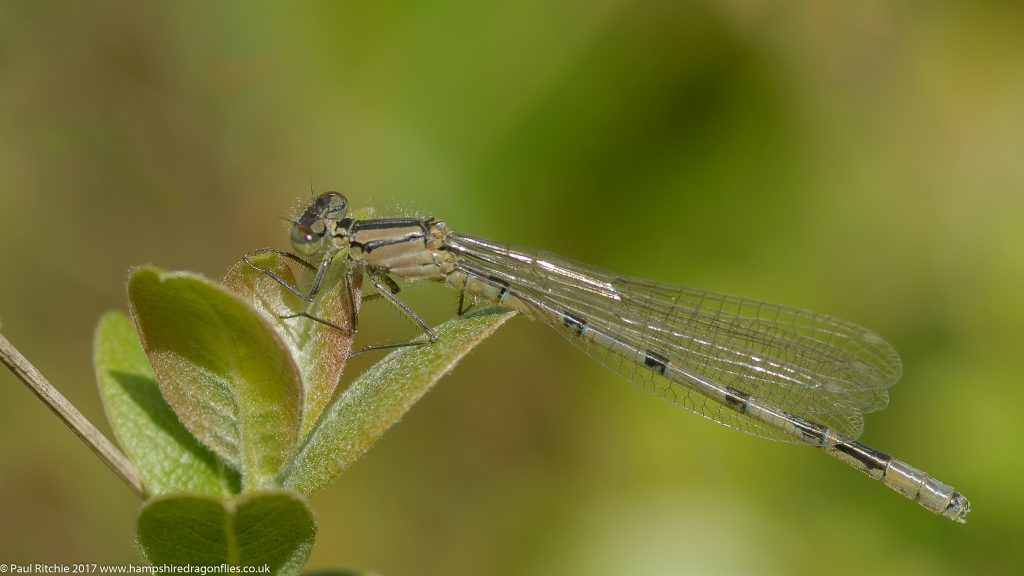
top-left (127, 266), bottom-right (303, 489)
top-left (93, 311), bottom-right (239, 496)
top-left (224, 252), bottom-right (361, 439)
top-left (281, 307), bottom-right (516, 495)
top-left (137, 490), bottom-right (315, 576)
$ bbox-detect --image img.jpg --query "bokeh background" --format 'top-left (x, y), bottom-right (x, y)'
top-left (1, 1), bottom-right (1022, 574)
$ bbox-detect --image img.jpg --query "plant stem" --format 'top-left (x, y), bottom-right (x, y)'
top-left (0, 331), bottom-right (146, 498)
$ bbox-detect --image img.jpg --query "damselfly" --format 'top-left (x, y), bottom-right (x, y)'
top-left (246, 191), bottom-right (970, 523)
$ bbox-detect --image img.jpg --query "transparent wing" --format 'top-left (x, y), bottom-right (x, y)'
top-left (447, 232), bottom-right (902, 442)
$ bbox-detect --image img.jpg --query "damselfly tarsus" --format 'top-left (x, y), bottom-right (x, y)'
top-left (245, 191), bottom-right (970, 523)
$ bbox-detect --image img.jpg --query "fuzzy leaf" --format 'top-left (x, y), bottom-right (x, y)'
top-left (137, 490), bottom-right (315, 575)
top-left (94, 311), bottom-right (238, 496)
top-left (127, 266), bottom-right (302, 489)
top-left (224, 252), bottom-right (361, 439)
top-left (281, 307), bottom-right (516, 495)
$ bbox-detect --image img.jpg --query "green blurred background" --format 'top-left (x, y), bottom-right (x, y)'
top-left (1, 1), bottom-right (1022, 574)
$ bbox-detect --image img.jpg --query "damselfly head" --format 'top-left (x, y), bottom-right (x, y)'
top-left (308, 191), bottom-right (348, 222)
top-left (290, 191), bottom-right (349, 255)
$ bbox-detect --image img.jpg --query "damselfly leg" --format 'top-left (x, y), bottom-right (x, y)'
top-left (243, 247), bottom-right (357, 335)
top-left (245, 246), bottom-right (439, 356)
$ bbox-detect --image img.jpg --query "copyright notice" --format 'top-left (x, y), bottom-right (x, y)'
top-left (1, 565), bottom-right (270, 575)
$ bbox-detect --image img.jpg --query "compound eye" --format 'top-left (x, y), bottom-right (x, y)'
top-left (290, 223), bottom-right (323, 255)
